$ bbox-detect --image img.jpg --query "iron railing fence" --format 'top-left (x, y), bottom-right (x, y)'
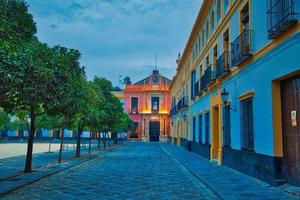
top-left (216, 51), bottom-right (231, 79)
top-left (231, 30), bottom-right (253, 66)
top-left (200, 65), bottom-right (216, 91)
top-left (267, 0), bottom-right (298, 39)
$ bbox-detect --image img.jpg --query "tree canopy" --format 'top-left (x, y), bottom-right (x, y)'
top-left (0, 0), bottom-right (132, 172)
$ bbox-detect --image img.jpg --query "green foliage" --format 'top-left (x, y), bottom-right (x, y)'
top-left (0, 0), bottom-right (36, 43)
top-left (0, 40), bottom-right (54, 113)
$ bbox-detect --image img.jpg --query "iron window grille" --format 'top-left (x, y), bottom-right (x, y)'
top-left (198, 114), bottom-right (203, 144)
top-left (216, 51), bottom-right (231, 79)
top-left (177, 96), bottom-right (188, 111)
top-left (193, 117), bottom-right (196, 142)
top-left (205, 112), bottom-right (210, 144)
top-left (222, 105), bottom-right (231, 147)
top-left (231, 30), bottom-right (253, 66)
top-left (267, 0), bottom-right (298, 39)
top-left (240, 98), bottom-right (254, 151)
top-left (200, 65), bottom-right (216, 91)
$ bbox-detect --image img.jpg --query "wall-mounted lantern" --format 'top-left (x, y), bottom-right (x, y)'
top-left (221, 88), bottom-right (236, 112)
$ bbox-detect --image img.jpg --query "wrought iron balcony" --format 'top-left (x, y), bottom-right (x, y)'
top-left (231, 30), bottom-right (253, 66)
top-left (267, 0), bottom-right (298, 39)
top-left (216, 51), bottom-right (231, 79)
top-left (170, 106), bottom-right (178, 116)
top-left (177, 96), bottom-right (188, 111)
top-left (200, 65), bottom-right (216, 91)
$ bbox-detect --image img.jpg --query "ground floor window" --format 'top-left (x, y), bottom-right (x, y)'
top-left (198, 114), bottom-right (203, 143)
top-left (205, 112), bottom-right (210, 144)
top-left (223, 105), bottom-right (231, 147)
top-left (192, 117), bottom-right (196, 142)
top-left (240, 98), bottom-right (254, 151)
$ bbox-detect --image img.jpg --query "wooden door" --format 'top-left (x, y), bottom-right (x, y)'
top-left (281, 74), bottom-right (300, 186)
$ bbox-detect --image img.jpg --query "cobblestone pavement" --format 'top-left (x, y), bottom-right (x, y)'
top-left (1, 143), bottom-right (298, 200)
top-left (0, 141), bottom-right (100, 180)
top-left (2, 143), bottom-right (218, 200)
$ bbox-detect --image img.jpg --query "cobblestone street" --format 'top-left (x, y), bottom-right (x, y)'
top-left (1, 143), bottom-right (298, 200)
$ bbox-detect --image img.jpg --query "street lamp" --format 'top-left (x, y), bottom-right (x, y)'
top-left (221, 88), bottom-right (236, 112)
top-left (221, 88), bottom-right (229, 105)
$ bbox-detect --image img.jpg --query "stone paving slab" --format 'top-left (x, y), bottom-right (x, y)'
top-left (161, 143), bottom-right (298, 200)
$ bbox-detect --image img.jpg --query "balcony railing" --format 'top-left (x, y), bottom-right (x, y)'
top-left (267, 0), bottom-right (298, 39)
top-left (170, 106), bottom-right (178, 116)
top-left (200, 65), bottom-right (216, 91)
top-left (231, 30), bottom-right (253, 66)
top-left (216, 51), bottom-right (231, 79)
top-left (177, 96), bottom-right (188, 111)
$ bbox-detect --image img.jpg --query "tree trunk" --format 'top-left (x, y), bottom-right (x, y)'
top-left (98, 131), bottom-right (101, 149)
top-left (103, 132), bottom-right (107, 150)
top-left (58, 117), bottom-right (66, 163)
top-left (76, 127), bottom-right (82, 157)
top-left (48, 137), bottom-right (52, 153)
top-left (24, 107), bottom-right (36, 173)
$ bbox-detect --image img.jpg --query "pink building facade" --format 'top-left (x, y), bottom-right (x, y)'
top-left (124, 70), bottom-right (171, 142)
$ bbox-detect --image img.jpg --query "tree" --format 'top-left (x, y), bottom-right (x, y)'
top-left (0, 0), bottom-right (36, 44)
top-left (0, 0), bottom-right (43, 172)
top-left (73, 80), bottom-right (97, 157)
top-left (0, 39), bottom-right (58, 172)
top-left (44, 46), bottom-right (86, 163)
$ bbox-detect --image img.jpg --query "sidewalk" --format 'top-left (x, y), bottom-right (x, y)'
top-left (161, 143), bottom-right (299, 200)
top-left (0, 142), bottom-right (102, 181)
top-left (0, 142), bottom-right (120, 196)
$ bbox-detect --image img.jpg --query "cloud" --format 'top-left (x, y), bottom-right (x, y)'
top-left (26, 0), bottom-right (203, 86)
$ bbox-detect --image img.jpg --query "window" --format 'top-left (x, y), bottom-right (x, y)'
top-left (206, 55), bottom-right (210, 68)
top-left (202, 29), bottom-right (205, 48)
top-left (191, 70), bottom-right (196, 100)
top-left (223, 29), bottom-right (229, 52)
top-left (131, 97), bottom-right (138, 114)
top-left (205, 112), bottom-right (210, 144)
top-left (193, 117), bottom-right (196, 142)
top-left (206, 19), bottom-right (209, 41)
top-left (151, 97), bottom-right (159, 112)
top-left (211, 6), bottom-right (215, 34)
top-left (240, 98), bottom-right (254, 151)
top-left (213, 45), bottom-right (218, 66)
top-left (217, 0), bottom-right (221, 21)
top-left (240, 2), bottom-right (249, 32)
top-left (200, 64), bottom-right (203, 77)
top-left (224, 0), bottom-right (229, 16)
top-left (223, 105), bottom-right (231, 147)
top-left (198, 114), bottom-right (203, 143)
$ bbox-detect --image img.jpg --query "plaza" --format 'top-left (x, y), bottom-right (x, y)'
top-left (0, 0), bottom-right (299, 199)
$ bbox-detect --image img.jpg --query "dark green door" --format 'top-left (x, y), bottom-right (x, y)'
top-left (149, 121), bottom-right (160, 142)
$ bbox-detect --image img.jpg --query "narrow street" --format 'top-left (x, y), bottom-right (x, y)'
top-left (1, 143), bottom-right (296, 200)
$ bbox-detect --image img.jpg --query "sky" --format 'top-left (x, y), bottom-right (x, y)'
top-left (26, 0), bottom-right (203, 87)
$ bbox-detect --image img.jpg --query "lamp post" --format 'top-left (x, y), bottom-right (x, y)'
top-left (221, 88), bottom-right (236, 112)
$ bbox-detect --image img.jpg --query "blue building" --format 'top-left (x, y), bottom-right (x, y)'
top-left (170, 0), bottom-right (300, 186)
